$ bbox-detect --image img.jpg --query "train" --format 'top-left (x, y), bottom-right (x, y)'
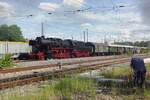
top-left (19, 36), bottom-right (92, 60)
top-left (17, 36), bottom-right (149, 60)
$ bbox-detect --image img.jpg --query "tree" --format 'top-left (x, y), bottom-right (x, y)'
top-left (115, 41), bottom-right (149, 47)
top-left (0, 24), bottom-right (25, 41)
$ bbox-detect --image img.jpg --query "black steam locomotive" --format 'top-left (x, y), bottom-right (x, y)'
top-left (19, 36), bottom-right (93, 60)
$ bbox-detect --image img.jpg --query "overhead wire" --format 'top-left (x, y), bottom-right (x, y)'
top-left (110, 0), bottom-right (128, 42)
top-left (0, 0), bottom-right (130, 39)
top-left (0, 0), bottom-right (127, 19)
top-left (110, 0), bottom-right (121, 42)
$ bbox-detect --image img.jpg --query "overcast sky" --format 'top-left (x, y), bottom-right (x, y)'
top-left (0, 0), bottom-right (150, 42)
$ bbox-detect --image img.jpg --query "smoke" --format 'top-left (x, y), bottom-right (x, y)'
top-left (138, 0), bottom-right (150, 25)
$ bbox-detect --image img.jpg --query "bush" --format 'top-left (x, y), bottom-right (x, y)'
top-left (0, 54), bottom-right (14, 68)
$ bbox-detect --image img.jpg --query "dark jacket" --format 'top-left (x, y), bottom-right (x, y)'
top-left (130, 57), bottom-right (146, 72)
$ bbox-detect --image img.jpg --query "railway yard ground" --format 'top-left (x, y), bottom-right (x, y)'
top-left (0, 55), bottom-right (150, 100)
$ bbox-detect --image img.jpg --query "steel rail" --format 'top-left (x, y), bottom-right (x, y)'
top-left (0, 55), bottom-right (148, 73)
top-left (0, 57), bottom-right (137, 90)
top-left (0, 55), bottom-right (127, 73)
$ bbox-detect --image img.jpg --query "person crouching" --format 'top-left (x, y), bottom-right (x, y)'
top-left (130, 57), bottom-right (146, 88)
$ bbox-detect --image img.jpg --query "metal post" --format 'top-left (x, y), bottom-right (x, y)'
top-left (58, 62), bottom-right (62, 69)
top-left (83, 31), bottom-right (85, 42)
top-left (41, 22), bottom-right (44, 36)
top-left (86, 29), bottom-right (88, 42)
top-left (90, 70), bottom-right (92, 78)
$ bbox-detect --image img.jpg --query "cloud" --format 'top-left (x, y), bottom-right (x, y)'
top-left (38, 2), bottom-right (60, 11)
top-left (133, 0), bottom-right (150, 40)
top-left (132, 29), bottom-right (150, 34)
top-left (119, 29), bottom-right (132, 39)
top-left (63, 0), bottom-right (84, 8)
top-left (0, 2), bottom-right (14, 17)
top-left (81, 12), bottom-right (121, 24)
top-left (80, 23), bottom-right (92, 28)
top-left (32, 14), bottom-right (51, 22)
top-left (138, 0), bottom-right (150, 25)
top-left (95, 25), bottom-right (121, 33)
top-left (83, 12), bottom-right (106, 21)
top-left (1, 0), bottom-right (150, 42)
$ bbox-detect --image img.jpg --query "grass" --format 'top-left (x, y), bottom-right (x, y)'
top-left (100, 63), bottom-right (150, 79)
top-left (145, 63), bottom-right (150, 72)
top-left (54, 76), bottom-right (96, 99)
top-left (0, 54), bottom-right (14, 68)
top-left (100, 66), bottom-right (131, 79)
top-left (144, 89), bottom-right (150, 99)
top-left (0, 76), bottom-right (96, 100)
top-left (98, 64), bottom-right (150, 99)
top-left (106, 88), bottom-right (150, 100)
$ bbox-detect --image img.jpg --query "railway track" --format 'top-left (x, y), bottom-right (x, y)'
top-left (0, 55), bottom-right (125, 73)
top-left (0, 54), bottom-right (148, 74)
top-left (0, 55), bottom-right (149, 90)
top-left (15, 54), bottom-right (146, 64)
top-left (0, 58), bottom-right (129, 89)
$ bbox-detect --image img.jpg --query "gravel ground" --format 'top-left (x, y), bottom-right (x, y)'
top-left (16, 55), bottom-right (125, 67)
top-left (0, 57), bottom-right (129, 80)
top-left (0, 80), bottom-right (54, 100)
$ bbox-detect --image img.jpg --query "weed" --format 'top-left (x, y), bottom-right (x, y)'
top-left (0, 76), bottom-right (96, 100)
top-left (100, 66), bottom-right (131, 79)
top-left (0, 54), bottom-right (14, 68)
top-left (54, 76), bottom-right (96, 100)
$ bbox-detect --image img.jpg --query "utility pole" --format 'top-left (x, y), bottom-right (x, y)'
top-left (41, 22), bottom-right (44, 37)
top-left (80, 33), bottom-right (82, 41)
top-left (83, 31), bottom-right (86, 42)
top-left (86, 29), bottom-right (88, 42)
top-left (71, 35), bottom-right (73, 40)
top-left (104, 34), bottom-right (106, 43)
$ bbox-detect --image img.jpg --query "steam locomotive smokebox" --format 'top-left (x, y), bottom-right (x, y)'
top-left (29, 40), bottom-right (37, 45)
